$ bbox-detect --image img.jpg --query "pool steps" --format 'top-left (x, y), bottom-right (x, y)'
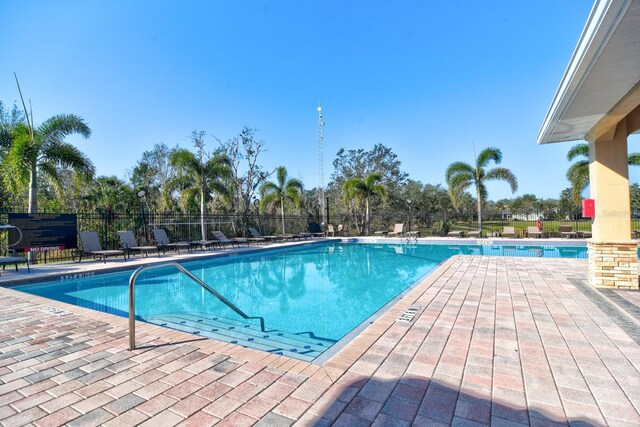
top-left (143, 313), bottom-right (335, 362)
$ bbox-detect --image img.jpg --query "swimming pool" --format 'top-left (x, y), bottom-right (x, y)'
top-left (13, 241), bottom-right (588, 362)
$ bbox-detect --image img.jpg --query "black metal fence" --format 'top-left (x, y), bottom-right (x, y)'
top-left (0, 209), bottom-right (321, 264)
top-left (2, 207), bottom-right (640, 265)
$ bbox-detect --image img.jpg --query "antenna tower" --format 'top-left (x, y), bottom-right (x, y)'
top-left (317, 104), bottom-right (325, 225)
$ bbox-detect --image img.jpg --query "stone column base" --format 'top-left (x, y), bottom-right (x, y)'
top-left (588, 240), bottom-right (639, 289)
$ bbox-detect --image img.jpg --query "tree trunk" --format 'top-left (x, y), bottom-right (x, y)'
top-left (365, 197), bottom-right (370, 236)
top-left (27, 164), bottom-right (38, 262)
top-left (476, 187), bottom-right (483, 232)
top-left (200, 188), bottom-right (206, 241)
top-left (28, 163), bottom-right (37, 214)
top-left (280, 197), bottom-right (286, 234)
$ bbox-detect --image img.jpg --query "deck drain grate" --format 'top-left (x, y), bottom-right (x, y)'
top-left (398, 305), bottom-right (422, 323)
top-left (38, 307), bottom-right (71, 316)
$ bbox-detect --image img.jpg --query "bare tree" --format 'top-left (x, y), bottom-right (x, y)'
top-left (216, 127), bottom-right (269, 235)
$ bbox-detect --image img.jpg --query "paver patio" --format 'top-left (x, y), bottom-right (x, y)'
top-left (1, 252), bottom-right (640, 426)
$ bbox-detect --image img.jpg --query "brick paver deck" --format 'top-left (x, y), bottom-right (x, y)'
top-left (1, 254), bottom-right (640, 426)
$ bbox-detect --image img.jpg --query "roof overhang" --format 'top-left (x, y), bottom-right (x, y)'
top-left (538, 0), bottom-right (640, 144)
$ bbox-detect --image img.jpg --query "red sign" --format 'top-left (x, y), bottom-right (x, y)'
top-left (582, 199), bottom-right (595, 218)
top-left (25, 245), bottom-right (65, 253)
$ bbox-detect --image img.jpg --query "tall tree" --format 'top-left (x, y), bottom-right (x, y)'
top-left (342, 173), bottom-right (387, 235)
top-left (0, 101), bottom-right (26, 207)
top-left (259, 166), bottom-right (303, 234)
top-left (129, 143), bottom-right (177, 212)
top-left (83, 176), bottom-right (135, 214)
top-left (216, 127), bottom-right (269, 235)
top-left (330, 144), bottom-right (406, 232)
top-left (446, 147), bottom-right (517, 232)
top-left (169, 131), bottom-right (231, 240)
top-left (566, 142), bottom-right (640, 204)
top-left (3, 115), bottom-right (94, 213)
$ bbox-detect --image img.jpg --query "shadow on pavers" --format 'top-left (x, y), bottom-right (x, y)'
top-left (307, 377), bottom-right (598, 426)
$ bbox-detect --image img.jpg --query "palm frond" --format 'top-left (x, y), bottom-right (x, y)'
top-left (364, 172), bottom-right (382, 187)
top-left (484, 167), bottom-right (518, 193)
top-left (43, 142), bottom-right (95, 179)
top-left (567, 143), bottom-right (588, 161)
top-left (566, 160), bottom-right (588, 182)
top-left (445, 162), bottom-right (474, 184)
top-left (276, 166), bottom-right (287, 187)
top-left (285, 186), bottom-right (302, 207)
top-left (284, 177), bottom-right (303, 192)
top-left (448, 173), bottom-right (474, 192)
top-left (629, 153), bottom-right (640, 166)
top-left (476, 147), bottom-right (502, 168)
top-left (370, 183), bottom-right (387, 200)
top-left (477, 182), bottom-right (488, 202)
top-left (260, 191), bottom-right (281, 211)
top-left (169, 149), bottom-right (200, 174)
top-left (260, 181), bottom-right (281, 198)
top-left (40, 161), bottom-right (62, 192)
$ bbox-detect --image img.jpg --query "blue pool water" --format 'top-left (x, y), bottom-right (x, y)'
top-left (14, 242), bottom-right (588, 359)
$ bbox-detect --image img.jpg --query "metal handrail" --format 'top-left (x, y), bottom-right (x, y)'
top-left (129, 261), bottom-right (265, 350)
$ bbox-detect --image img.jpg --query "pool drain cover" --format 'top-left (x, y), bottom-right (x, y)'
top-left (397, 305), bottom-right (422, 323)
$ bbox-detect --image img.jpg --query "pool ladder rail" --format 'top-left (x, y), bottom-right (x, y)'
top-left (128, 262), bottom-right (266, 351)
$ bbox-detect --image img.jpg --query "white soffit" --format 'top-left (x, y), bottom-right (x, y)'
top-left (537, 0), bottom-right (640, 144)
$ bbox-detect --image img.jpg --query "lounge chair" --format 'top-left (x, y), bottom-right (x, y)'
top-left (447, 230), bottom-right (463, 237)
top-left (0, 255), bottom-right (30, 274)
top-left (249, 228), bottom-right (279, 243)
top-left (577, 230), bottom-right (592, 238)
top-left (406, 228), bottom-right (420, 239)
top-left (189, 239), bottom-right (216, 251)
top-left (117, 230), bottom-right (160, 258)
top-left (526, 226), bottom-right (543, 238)
top-left (152, 229), bottom-right (191, 254)
top-left (78, 231), bottom-right (126, 263)
top-left (467, 230), bottom-right (482, 238)
top-left (501, 226), bottom-right (517, 238)
top-left (337, 224), bottom-right (348, 236)
top-left (326, 224), bottom-right (335, 237)
top-left (559, 224), bottom-right (577, 239)
top-left (212, 230), bottom-right (248, 247)
top-left (387, 223), bottom-right (405, 237)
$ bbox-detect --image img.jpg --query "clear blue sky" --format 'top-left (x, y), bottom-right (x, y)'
top-left (2, 0), bottom-right (637, 200)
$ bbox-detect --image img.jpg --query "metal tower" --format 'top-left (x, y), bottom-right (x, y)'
top-left (317, 104), bottom-right (325, 225)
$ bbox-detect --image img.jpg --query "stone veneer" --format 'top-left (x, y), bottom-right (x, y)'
top-left (588, 240), bottom-right (639, 289)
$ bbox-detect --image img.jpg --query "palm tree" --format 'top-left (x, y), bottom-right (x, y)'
top-left (567, 142), bottom-right (640, 205)
top-left (2, 115), bottom-right (93, 213)
top-left (342, 173), bottom-right (387, 235)
top-left (446, 147), bottom-right (517, 232)
top-left (259, 166), bottom-right (303, 234)
top-left (169, 136), bottom-right (231, 240)
top-left (83, 176), bottom-right (134, 214)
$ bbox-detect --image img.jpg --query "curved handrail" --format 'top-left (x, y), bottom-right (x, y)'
top-left (0, 224), bottom-right (23, 248)
top-left (129, 261), bottom-right (265, 350)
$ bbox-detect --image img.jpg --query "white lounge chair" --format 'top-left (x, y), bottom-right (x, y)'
top-left (526, 226), bottom-right (543, 238)
top-left (501, 227), bottom-right (517, 238)
top-left (387, 223), bottom-right (405, 237)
